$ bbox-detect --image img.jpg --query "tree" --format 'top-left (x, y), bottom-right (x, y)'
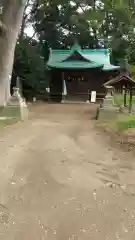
top-left (31, 0), bottom-right (99, 49)
top-left (12, 36), bottom-right (47, 100)
top-left (6, 0), bottom-right (135, 105)
top-left (0, 0), bottom-right (27, 106)
top-left (98, 0), bottom-right (135, 68)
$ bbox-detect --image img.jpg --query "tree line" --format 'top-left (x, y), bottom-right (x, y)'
top-left (1, 0), bottom-right (135, 104)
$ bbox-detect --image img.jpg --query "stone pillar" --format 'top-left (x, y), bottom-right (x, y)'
top-left (3, 87), bottom-right (28, 120)
top-left (61, 72), bottom-right (67, 103)
top-left (103, 86), bottom-right (114, 107)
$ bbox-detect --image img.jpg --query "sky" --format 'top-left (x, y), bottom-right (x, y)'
top-left (25, 27), bottom-right (34, 37)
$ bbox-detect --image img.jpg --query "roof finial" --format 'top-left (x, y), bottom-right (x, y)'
top-left (71, 35), bottom-right (81, 52)
top-left (73, 35), bottom-right (78, 45)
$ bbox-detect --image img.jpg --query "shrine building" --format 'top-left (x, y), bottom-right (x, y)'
top-left (47, 43), bottom-right (120, 102)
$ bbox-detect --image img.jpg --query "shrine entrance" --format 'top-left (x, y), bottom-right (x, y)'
top-left (64, 71), bottom-right (89, 102)
top-left (49, 68), bottom-right (109, 103)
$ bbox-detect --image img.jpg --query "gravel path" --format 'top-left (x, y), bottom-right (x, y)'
top-left (0, 103), bottom-right (135, 240)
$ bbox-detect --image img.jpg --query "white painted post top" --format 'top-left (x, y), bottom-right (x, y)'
top-left (91, 91), bottom-right (96, 103)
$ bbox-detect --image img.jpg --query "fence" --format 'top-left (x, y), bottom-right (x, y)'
top-left (49, 92), bottom-right (106, 103)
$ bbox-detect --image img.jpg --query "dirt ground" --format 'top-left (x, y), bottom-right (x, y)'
top-left (0, 103), bottom-right (135, 240)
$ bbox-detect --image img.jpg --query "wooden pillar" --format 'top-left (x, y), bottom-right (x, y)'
top-left (50, 70), bottom-right (63, 102)
top-left (129, 87), bottom-right (133, 114)
top-left (124, 88), bottom-right (127, 107)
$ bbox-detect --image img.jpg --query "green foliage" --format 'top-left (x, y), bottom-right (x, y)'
top-left (29, 0), bottom-right (135, 59)
top-left (99, 114), bottom-right (135, 132)
top-left (114, 93), bottom-right (135, 106)
top-left (130, 64), bottom-right (135, 79)
top-left (12, 36), bottom-right (49, 99)
top-left (116, 115), bottom-right (135, 132)
top-left (14, 38), bottom-right (44, 85)
top-left (11, 0), bottom-right (135, 99)
top-left (31, 0), bottom-right (100, 48)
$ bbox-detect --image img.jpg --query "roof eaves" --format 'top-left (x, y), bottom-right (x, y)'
top-left (47, 61), bottom-right (104, 69)
top-left (103, 75), bottom-right (135, 87)
top-left (103, 65), bottom-right (120, 71)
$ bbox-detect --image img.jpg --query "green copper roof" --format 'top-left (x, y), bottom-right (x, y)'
top-left (47, 44), bottom-right (120, 71)
top-left (48, 61), bottom-right (103, 69)
top-left (70, 43), bottom-right (82, 53)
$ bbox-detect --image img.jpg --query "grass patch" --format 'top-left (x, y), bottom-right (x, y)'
top-left (97, 94), bottom-right (135, 135)
top-left (114, 93), bottom-right (135, 106)
top-left (106, 94), bottom-right (135, 131)
top-left (99, 114), bottom-right (135, 132)
top-left (116, 114), bottom-right (135, 132)
top-left (0, 118), bottom-right (20, 129)
top-left (0, 105), bottom-right (21, 130)
top-left (0, 106), bottom-right (21, 118)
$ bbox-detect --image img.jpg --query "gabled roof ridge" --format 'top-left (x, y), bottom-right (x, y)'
top-left (62, 49), bottom-right (92, 63)
top-left (103, 74), bottom-right (135, 87)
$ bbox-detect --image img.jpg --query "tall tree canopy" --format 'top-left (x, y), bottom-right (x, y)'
top-left (30, 0), bottom-right (135, 54)
top-left (2, 0), bottom-right (135, 104)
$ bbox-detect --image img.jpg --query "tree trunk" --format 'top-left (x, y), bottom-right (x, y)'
top-left (0, 0), bottom-right (27, 106)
